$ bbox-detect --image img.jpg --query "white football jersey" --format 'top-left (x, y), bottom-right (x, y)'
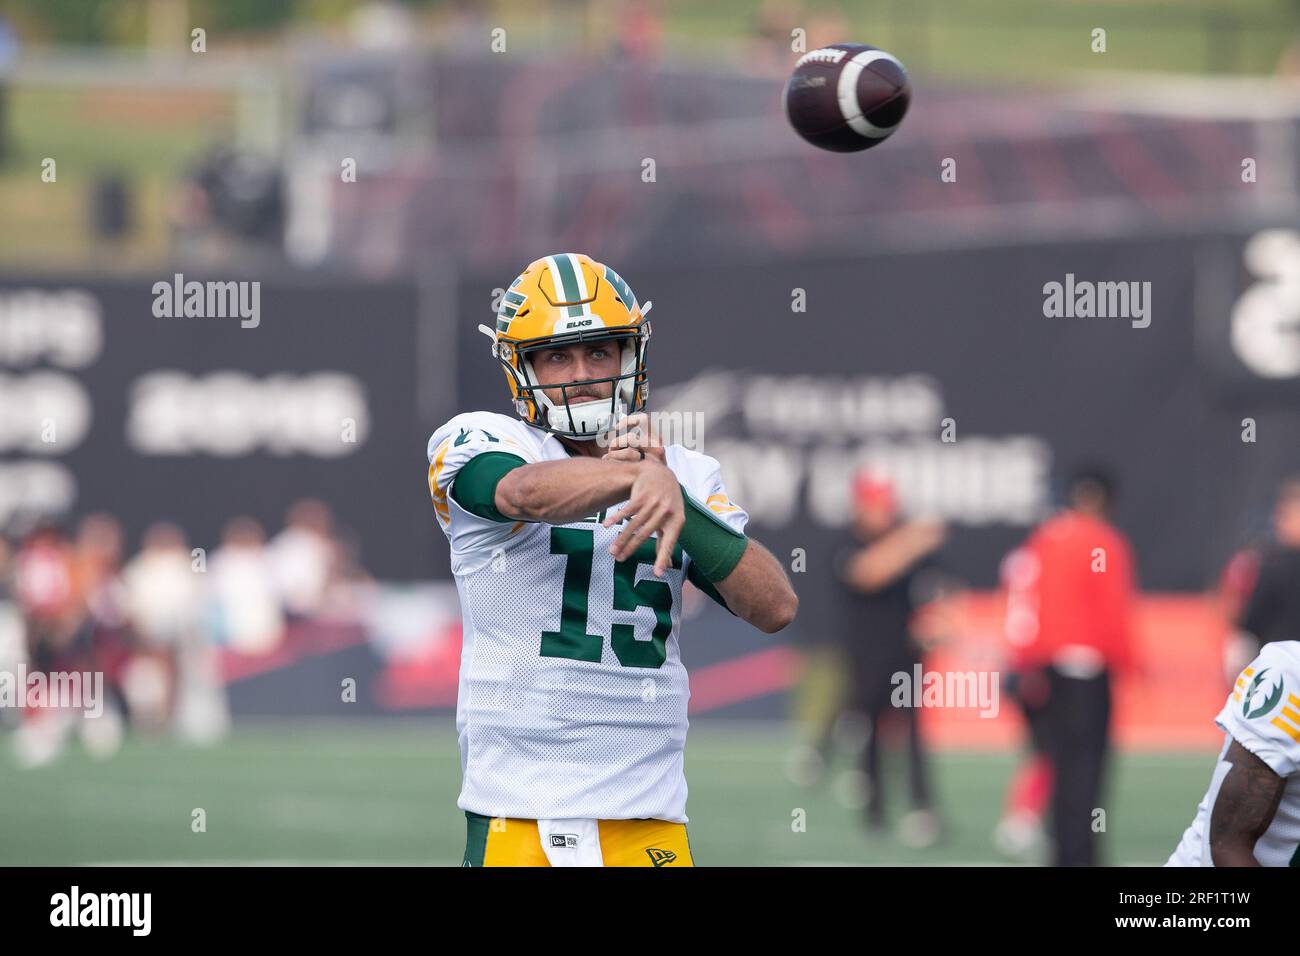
top-left (426, 410), bottom-right (748, 823)
top-left (1166, 640), bottom-right (1300, 867)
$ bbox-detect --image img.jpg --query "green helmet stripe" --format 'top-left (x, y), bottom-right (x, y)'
top-left (547, 253), bottom-right (589, 319)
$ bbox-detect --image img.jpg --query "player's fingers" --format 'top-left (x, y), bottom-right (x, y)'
top-left (653, 513), bottom-right (683, 576)
top-left (606, 428), bottom-right (643, 452)
top-left (602, 447), bottom-right (643, 463)
top-left (615, 412), bottom-right (648, 438)
top-left (609, 503), bottom-right (651, 553)
top-left (602, 499), bottom-right (634, 528)
top-left (613, 503), bottom-right (664, 560)
top-left (610, 413), bottom-right (656, 451)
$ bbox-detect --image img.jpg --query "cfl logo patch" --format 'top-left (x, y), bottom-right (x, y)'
top-left (550, 834), bottom-right (579, 848)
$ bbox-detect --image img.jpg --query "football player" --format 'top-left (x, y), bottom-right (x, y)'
top-left (427, 253), bottom-right (798, 867)
top-left (1166, 639), bottom-right (1300, 866)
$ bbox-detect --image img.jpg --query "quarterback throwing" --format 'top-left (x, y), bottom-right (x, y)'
top-left (427, 253), bottom-right (798, 867)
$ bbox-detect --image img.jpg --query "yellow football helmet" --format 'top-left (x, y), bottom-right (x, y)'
top-left (478, 252), bottom-right (652, 440)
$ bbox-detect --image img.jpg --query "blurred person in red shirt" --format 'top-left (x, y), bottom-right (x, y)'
top-left (1001, 467), bottom-right (1138, 866)
top-left (12, 519), bottom-right (128, 766)
top-left (14, 523), bottom-right (79, 670)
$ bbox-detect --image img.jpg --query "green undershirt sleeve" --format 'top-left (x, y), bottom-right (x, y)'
top-left (450, 452), bottom-right (528, 523)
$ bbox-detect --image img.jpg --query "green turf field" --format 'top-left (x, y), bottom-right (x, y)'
top-left (0, 719), bottom-right (1214, 866)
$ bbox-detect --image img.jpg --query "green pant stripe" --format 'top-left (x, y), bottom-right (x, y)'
top-left (463, 811), bottom-right (490, 867)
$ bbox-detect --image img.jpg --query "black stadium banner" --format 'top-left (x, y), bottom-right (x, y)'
top-left (0, 273), bottom-right (450, 582)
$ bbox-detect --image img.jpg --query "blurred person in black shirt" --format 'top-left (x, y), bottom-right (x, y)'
top-left (1227, 477), bottom-right (1300, 676)
top-left (835, 470), bottom-right (947, 846)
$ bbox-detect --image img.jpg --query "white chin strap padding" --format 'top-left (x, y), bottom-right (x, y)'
top-left (548, 397), bottom-right (626, 440)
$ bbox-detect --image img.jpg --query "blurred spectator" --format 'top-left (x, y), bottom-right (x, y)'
top-left (1004, 468), bottom-right (1138, 866)
top-left (124, 522), bottom-right (198, 652)
top-left (752, 0), bottom-right (805, 70)
top-left (127, 522), bottom-right (229, 745)
top-left (0, 15), bottom-right (15, 164)
top-left (3, 499), bottom-right (375, 762)
top-left (72, 513), bottom-right (128, 755)
top-left (210, 517), bottom-right (283, 655)
top-left (122, 522), bottom-right (195, 736)
top-left (780, 468), bottom-right (946, 848)
top-left (170, 144), bottom-right (284, 263)
top-left (993, 546), bottom-right (1054, 861)
top-left (1215, 541), bottom-right (1262, 685)
top-left (0, 536), bottom-right (22, 730)
top-left (435, 0), bottom-right (490, 53)
top-left (11, 519), bottom-right (126, 765)
top-left (268, 499), bottom-right (337, 621)
top-left (14, 523), bottom-right (78, 669)
top-left (350, 0), bottom-right (420, 51)
top-left (1226, 477), bottom-right (1300, 678)
top-left (612, 0), bottom-right (664, 63)
top-left (750, 0), bottom-right (848, 72)
top-left (833, 470), bottom-right (946, 847)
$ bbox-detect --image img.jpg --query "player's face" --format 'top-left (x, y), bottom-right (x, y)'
top-left (531, 341), bottom-right (620, 406)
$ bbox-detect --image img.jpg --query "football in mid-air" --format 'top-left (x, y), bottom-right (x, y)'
top-left (783, 42), bottom-right (911, 152)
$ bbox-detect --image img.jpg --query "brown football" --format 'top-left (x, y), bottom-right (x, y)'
top-left (783, 43), bottom-right (911, 153)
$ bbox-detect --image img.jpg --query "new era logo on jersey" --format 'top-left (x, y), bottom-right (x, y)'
top-left (549, 834), bottom-right (579, 848)
top-left (645, 847), bottom-right (677, 867)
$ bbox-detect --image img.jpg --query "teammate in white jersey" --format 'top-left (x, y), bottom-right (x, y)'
top-left (427, 252), bottom-right (798, 867)
top-left (1166, 640), bottom-right (1300, 866)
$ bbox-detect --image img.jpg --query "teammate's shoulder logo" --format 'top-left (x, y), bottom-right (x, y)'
top-left (1242, 666), bottom-right (1285, 720)
top-left (645, 847), bottom-right (677, 867)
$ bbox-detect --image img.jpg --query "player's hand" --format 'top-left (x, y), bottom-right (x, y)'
top-left (601, 413), bottom-right (666, 465)
top-left (602, 458), bottom-right (683, 576)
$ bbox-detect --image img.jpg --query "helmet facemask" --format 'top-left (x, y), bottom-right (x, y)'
top-left (515, 328), bottom-right (649, 440)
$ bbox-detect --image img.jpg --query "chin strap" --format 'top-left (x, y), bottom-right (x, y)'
top-left (548, 396), bottom-right (626, 440)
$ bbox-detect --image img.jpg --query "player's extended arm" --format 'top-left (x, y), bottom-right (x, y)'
top-left (496, 456), bottom-right (686, 575)
top-left (650, 488), bottom-right (796, 634)
top-left (710, 537), bottom-right (798, 634)
top-left (494, 457), bottom-right (643, 526)
top-left (1208, 738), bottom-right (1286, 867)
